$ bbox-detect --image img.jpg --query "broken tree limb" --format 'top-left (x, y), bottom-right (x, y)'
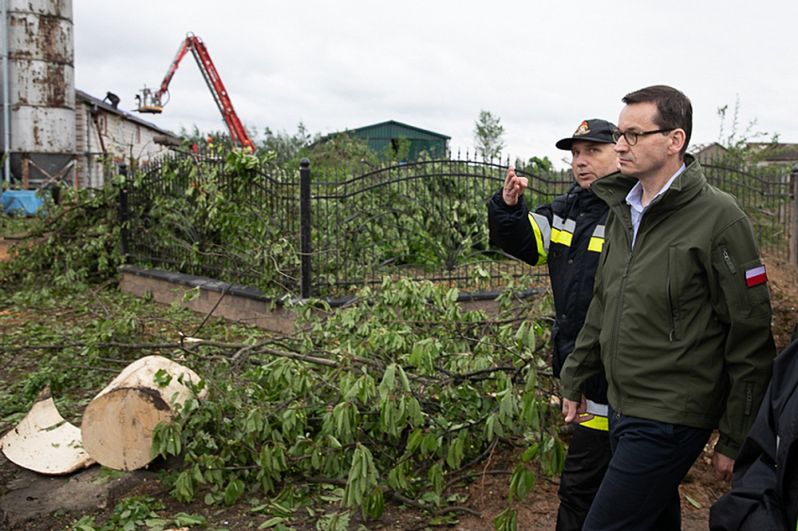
top-left (80, 355), bottom-right (204, 471)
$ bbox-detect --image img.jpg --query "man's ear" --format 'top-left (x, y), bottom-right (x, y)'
top-left (668, 129), bottom-right (687, 156)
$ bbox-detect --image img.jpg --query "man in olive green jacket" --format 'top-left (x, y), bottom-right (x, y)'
top-left (560, 85), bottom-right (776, 531)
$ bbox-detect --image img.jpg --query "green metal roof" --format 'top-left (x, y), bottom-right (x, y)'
top-left (320, 120), bottom-right (450, 161)
top-left (348, 120), bottom-right (451, 141)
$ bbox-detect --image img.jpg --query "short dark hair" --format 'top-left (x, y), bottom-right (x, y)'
top-left (622, 85), bottom-right (692, 157)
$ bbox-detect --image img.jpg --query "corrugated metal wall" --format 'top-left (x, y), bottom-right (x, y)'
top-left (2, 0), bottom-right (76, 187)
top-left (352, 122), bottom-right (448, 160)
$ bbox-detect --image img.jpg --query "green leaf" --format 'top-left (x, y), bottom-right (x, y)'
top-left (343, 444), bottom-right (377, 510)
top-left (498, 384), bottom-right (518, 423)
top-left (362, 485), bottom-right (385, 519)
top-left (428, 463), bottom-right (444, 497)
top-left (172, 470), bottom-right (195, 503)
top-left (406, 429), bottom-right (424, 453)
top-left (508, 464), bottom-right (535, 501)
top-left (521, 443), bottom-right (539, 463)
top-left (173, 512), bottom-right (206, 527)
top-left (153, 368), bottom-right (173, 388)
top-left (396, 365), bottom-right (411, 392)
top-left (223, 478), bottom-right (246, 505)
top-left (493, 507), bottom-right (518, 531)
top-left (259, 516), bottom-right (287, 529)
top-left (378, 364), bottom-right (397, 398)
top-left (485, 413), bottom-right (497, 441)
top-left (684, 493), bottom-right (702, 509)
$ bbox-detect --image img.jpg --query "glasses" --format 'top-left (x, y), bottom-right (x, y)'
top-left (612, 128), bottom-right (674, 146)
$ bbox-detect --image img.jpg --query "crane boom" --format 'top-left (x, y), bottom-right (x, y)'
top-left (136, 33), bottom-right (255, 152)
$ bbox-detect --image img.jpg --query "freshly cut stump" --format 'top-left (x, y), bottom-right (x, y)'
top-left (80, 355), bottom-right (203, 471)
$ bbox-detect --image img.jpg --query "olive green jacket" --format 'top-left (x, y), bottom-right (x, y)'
top-left (560, 155), bottom-right (776, 458)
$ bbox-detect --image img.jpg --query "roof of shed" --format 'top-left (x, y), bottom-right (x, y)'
top-left (75, 89), bottom-right (180, 138)
top-left (347, 120), bottom-right (450, 140)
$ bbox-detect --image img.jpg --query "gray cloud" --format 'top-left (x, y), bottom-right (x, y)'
top-left (74, 0), bottom-right (798, 168)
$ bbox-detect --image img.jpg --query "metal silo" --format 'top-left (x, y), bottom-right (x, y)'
top-left (1, 0), bottom-right (75, 188)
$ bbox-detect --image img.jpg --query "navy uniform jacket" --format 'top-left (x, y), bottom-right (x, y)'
top-left (710, 337), bottom-right (798, 531)
top-left (487, 184), bottom-right (609, 405)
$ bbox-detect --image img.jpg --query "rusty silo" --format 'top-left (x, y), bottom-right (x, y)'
top-left (1, 0), bottom-right (75, 188)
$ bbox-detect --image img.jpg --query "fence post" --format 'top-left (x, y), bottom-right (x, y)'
top-left (792, 165), bottom-right (798, 266)
top-left (118, 163), bottom-right (129, 263)
top-left (299, 158), bottom-right (312, 298)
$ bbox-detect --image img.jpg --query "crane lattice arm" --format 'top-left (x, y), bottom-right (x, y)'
top-left (136, 33), bottom-right (255, 152)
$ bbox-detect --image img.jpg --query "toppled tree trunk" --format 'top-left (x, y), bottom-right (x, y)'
top-left (80, 355), bottom-right (203, 471)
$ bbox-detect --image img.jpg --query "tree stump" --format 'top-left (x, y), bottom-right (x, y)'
top-left (80, 355), bottom-right (203, 471)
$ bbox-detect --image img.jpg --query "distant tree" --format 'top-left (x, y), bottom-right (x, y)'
top-left (716, 96), bottom-right (779, 164)
top-left (526, 155), bottom-right (553, 174)
top-left (386, 136), bottom-right (411, 162)
top-left (261, 122), bottom-right (318, 165)
top-left (177, 126), bottom-right (235, 155)
top-left (306, 132), bottom-right (380, 170)
top-left (474, 110), bottom-right (505, 161)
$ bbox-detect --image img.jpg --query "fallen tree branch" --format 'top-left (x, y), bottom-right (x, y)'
top-left (301, 476), bottom-right (481, 517)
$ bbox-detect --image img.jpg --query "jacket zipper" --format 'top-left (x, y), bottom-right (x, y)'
top-left (667, 278), bottom-right (676, 342)
top-left (721, 247), bottom-right (736, 274)
top-left (610, 218), bottom-right (634, 408)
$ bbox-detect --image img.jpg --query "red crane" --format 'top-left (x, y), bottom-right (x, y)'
top-left (135, 33), bottom-right (256, 152)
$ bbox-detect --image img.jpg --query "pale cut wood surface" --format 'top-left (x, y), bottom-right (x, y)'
top-left (80, 355), bottom-right (203, 471)
top-left (0, 391), bottom-right (95, 474)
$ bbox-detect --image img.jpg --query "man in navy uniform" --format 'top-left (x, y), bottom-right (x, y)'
top-left (488, 118), bottom-right (618, 530)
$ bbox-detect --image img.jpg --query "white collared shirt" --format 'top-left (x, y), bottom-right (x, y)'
top-left (625, 163), bottom-right (686, 247)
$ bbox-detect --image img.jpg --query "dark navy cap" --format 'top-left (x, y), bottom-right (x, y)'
top-left (555, 118), bottom-right (617, 150)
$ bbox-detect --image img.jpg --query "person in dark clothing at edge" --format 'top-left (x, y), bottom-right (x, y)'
top-left (487, 118), bottom-right (618, 530)
top-left (560, 85), bottom-right (776, 531)
top-left (710, 331), bottom-right (798, 531)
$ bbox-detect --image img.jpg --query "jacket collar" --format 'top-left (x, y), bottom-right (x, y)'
top-left (569, 179), bottom-right (609, 208)
top-left (591, 154), bottom-right (706, 217)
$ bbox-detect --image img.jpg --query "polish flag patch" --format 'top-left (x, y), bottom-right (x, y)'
top-left (745, 265), bottom-right (768, 288)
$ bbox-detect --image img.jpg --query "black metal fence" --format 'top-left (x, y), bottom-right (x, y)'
top-left (123, 153), bottom-right (301, 293)
top-left (121, 152), bottom-right (795, 299)
top-left (700, 157), bottom-right (795, 262)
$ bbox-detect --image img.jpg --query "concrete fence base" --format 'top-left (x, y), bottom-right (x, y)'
top-left (119, 265), bottom-right (297, 334)
top-left (118, 266), bottom-right (517, 333)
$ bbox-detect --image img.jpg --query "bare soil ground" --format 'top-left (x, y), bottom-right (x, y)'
top-left (1, 255), bottom-right (796, 530)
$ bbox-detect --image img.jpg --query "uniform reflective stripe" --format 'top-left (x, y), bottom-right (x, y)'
top-left (528, 212), bottom-right (551, 265)
top-left (587, 224), bottom-right (606, 253)
top-left (592, 225), bottom-right (605, 239)
top-left (551, 215), bottom-right (575, 247)
top-left (588, 237), bottom-right (604, 253)
top-left (580, 400), bottom-right (609, 430)
top-left (586, 399), bottom-right (608, 416)
top-left (580, 415), bottom-right (609, 431)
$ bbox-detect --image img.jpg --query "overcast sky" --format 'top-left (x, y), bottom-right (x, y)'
top-left (73, 1), bottom-right (798, 169)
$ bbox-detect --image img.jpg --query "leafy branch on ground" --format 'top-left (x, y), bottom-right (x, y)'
top-left (149, 277), bottom-right (564, 527)
top-left (1, 273), bottom-right (563, 530)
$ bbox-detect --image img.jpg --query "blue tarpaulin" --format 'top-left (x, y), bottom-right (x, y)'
top-left (1, 190), bottom-right (44, 216)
